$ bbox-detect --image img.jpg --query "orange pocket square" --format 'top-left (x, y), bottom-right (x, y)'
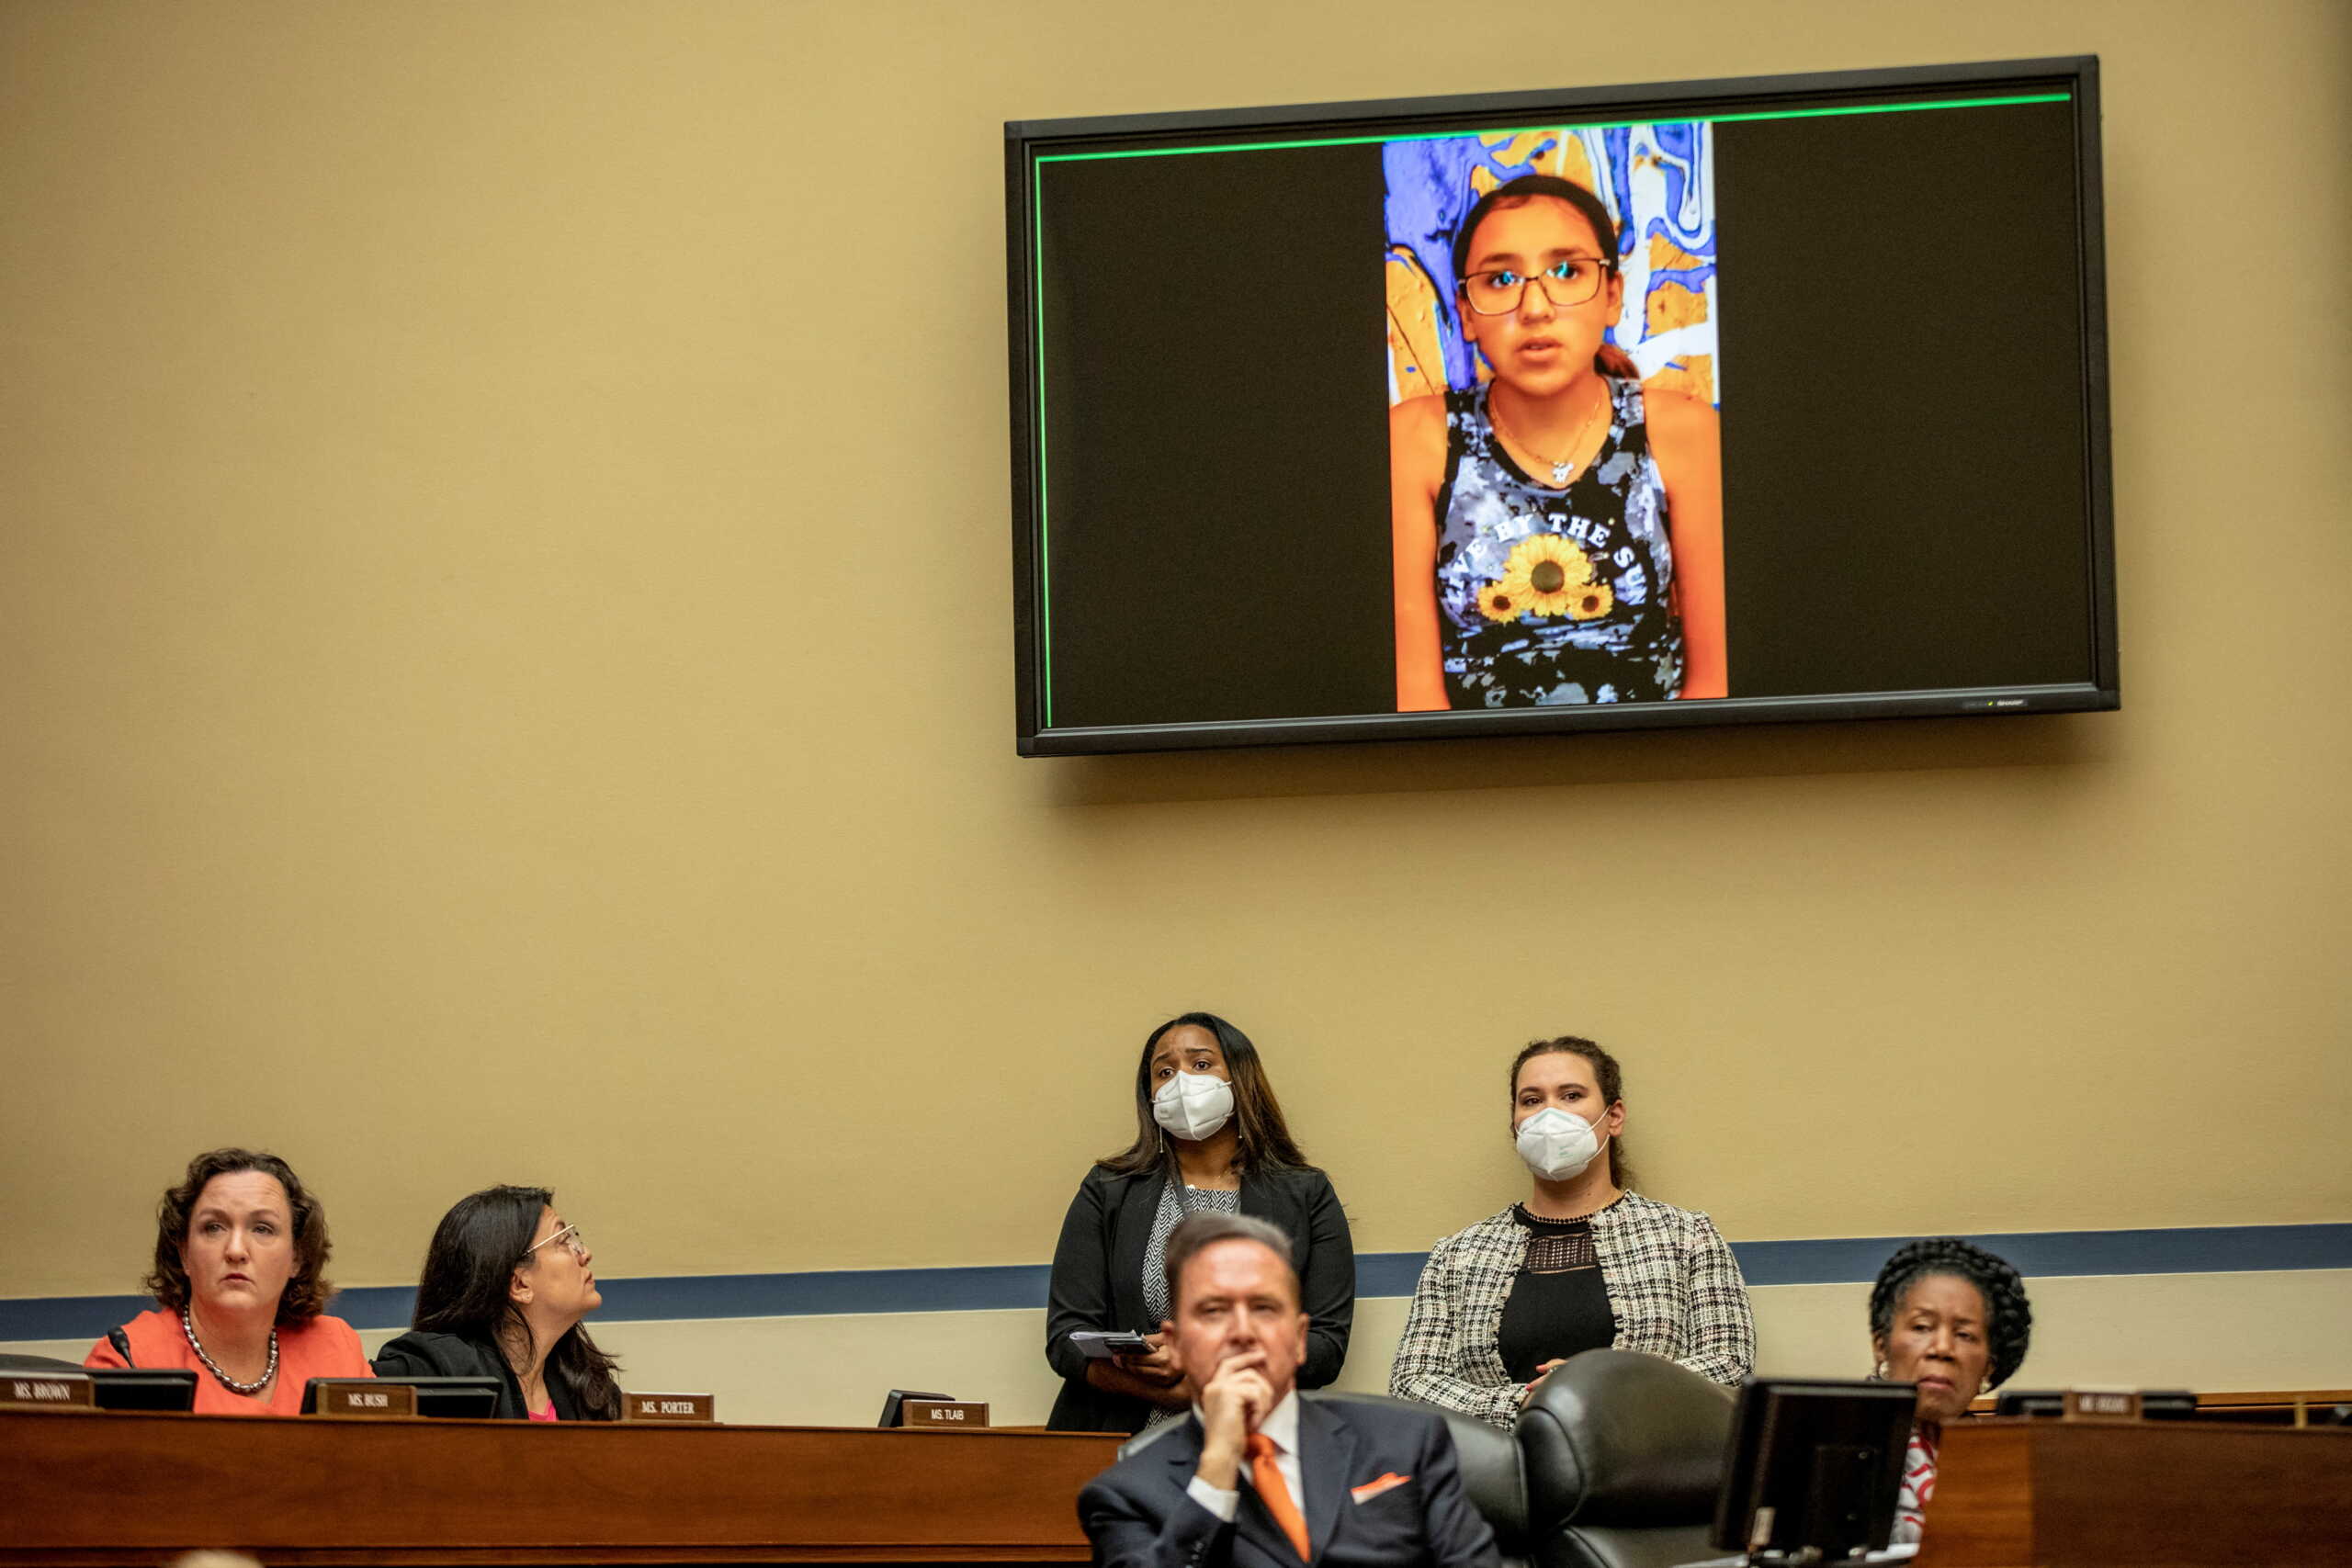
top-left (1350, 1472), bottom-right (1411, 1504)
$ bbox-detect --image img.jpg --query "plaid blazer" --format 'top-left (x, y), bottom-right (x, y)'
top-left (1386, 1191), bottom-right (1755, 1427)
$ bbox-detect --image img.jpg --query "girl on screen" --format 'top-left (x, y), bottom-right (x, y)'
top-left (1390, 175), bottom-right (1726, 709)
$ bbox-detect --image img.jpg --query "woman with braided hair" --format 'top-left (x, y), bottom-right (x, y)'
top-left (1868, 1237), bottom-right (2034, 1545)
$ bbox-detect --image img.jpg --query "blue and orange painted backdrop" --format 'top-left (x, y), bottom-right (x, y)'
top-left (1385, 123), bottom-right (1719, 408)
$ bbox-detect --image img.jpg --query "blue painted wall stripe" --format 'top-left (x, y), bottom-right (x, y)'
top-left (4, 1224), bottom-right (2343, 1343)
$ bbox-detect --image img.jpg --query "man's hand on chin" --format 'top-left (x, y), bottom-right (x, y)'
top-left (1194, 1350), bottom-right (1272, 1493)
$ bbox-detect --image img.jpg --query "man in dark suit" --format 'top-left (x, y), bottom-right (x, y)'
top-left (1079, 1212), bottom-right (1498, 1568)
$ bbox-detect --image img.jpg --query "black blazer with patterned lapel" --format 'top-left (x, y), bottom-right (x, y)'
top-left (1078, 1397), bottom-right (1498, 1568)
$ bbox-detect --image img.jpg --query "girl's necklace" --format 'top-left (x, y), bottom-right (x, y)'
top-left (181, 1306), bottom-right (278, 1395)
top-left (1491, 384), bottom-right (1607, 485)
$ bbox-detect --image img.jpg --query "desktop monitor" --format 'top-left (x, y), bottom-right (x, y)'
top-left (1711, 1378), bottom-right (1918, 1558)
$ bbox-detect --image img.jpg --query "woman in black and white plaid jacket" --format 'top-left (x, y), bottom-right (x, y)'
top-left (1388, 1035), bottom-right (1755, 1427)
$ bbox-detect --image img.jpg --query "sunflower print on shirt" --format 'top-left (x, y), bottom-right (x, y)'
top-left (1433, 376), bottom-right (1684, 707)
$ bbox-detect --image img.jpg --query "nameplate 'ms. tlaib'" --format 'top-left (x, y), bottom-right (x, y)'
top-left (623, 1391), bottom-right (717, 1422)
top-left (1, 1373), bottom-right (96, 1411)
top-left (901, 1399), bottom-right (990, 1428)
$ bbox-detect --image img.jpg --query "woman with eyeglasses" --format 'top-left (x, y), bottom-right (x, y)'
top-left (85, 1148), bottom-right (372, 1415)
top-left (373, 1185), bottom-right (621, 1420)
top-left (1389, 173), bottom-right (1726, 710)
top-left (1043, 1011), bottom-right (1354, 1433)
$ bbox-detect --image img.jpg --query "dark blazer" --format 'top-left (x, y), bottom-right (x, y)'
top-left (372, 1328), bottom-right (604, 1421)
top-left (1046, 1163), bottom-right (1355, 1433)
top-left (1079, 1397), bottom-right (1498, 1568)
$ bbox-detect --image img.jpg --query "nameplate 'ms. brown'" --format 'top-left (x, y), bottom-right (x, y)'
top-left (900, 1399), bottom-right (989, 1428)
top-left (1, 1373), bottom-right (96, 1411)
top-left (623, 1391), bottom-right (717, 1422)
top-left (313, 1380), bottom-right (418, 1418)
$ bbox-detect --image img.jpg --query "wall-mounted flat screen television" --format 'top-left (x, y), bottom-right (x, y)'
top-left (1004, 56), bottom-right (2115, 755)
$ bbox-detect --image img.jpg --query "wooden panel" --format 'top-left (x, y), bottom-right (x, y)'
top-left (1913, 1423), bottom-right (2035, 1568)
top-left (1920, 1419), bottom-right (2352, 1567)
top-left (0, 1409), bottom-right (1124, 1566)
top-left (23, 1408), bottom-right (2348, 1568)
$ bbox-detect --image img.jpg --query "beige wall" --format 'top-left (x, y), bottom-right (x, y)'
top-left (3, 0), bottom-right (2346, 1372)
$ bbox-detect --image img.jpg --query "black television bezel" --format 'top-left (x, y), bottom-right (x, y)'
top-left (1005, 56), bottom-right (2116, 757)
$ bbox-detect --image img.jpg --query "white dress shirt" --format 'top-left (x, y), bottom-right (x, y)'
top-left (1184, 1388), bottom-right (1305, 1522)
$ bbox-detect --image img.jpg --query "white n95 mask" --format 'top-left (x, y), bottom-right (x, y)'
top-left (1152, 1070), bottom-right (1235, 1142)
top-left (1515, 1106), bottom-right (1609, 1181)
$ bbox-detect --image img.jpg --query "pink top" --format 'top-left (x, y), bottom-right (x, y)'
top-left (85, 1305), bottom-right (371, 1416)
top-left (526, 1402), bottom-right (560, 1423)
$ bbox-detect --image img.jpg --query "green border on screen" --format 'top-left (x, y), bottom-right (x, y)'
top-left (1026, 91), bottom-right (2072, 731)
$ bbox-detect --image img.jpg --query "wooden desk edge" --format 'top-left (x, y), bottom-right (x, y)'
top-left (3, 1410), bottom-right (1123, 1567)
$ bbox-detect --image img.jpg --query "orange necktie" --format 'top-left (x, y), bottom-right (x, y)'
top-left (1246, 1431), bottom-right (1311, 1562)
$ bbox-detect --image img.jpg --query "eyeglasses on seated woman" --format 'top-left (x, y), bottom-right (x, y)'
top-left (85, 1147), bottom-right (372, 1415)
top-left (373, 1184), bottom-right (621, 1421)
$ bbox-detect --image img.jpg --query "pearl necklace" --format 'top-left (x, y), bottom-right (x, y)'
top-left (181, 1306), bottom-right (278, 1395)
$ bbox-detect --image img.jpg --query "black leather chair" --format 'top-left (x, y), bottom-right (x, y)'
top-left (0, 1353), bottom-right (85, 1371)
top-left (1515, 1350), bottom-right (1735, 1568)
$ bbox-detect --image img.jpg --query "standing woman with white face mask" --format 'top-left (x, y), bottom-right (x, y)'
top-left (1044, 1012), bottom-right (1355, 1433)
top-left (1389, 1036), bottom-right (1754, 1427)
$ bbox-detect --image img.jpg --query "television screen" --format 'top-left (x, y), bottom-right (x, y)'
top-left (1005, 57), bottom-right (2115, 754)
